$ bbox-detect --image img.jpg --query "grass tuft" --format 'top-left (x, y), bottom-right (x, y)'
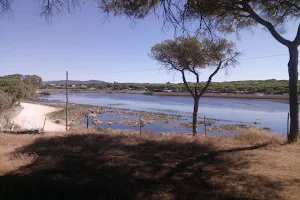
top-left (234, 127), bottom-right (284, 146)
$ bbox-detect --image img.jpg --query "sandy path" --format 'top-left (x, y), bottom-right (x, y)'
top-left (13, 103), bottom-right (65, 132)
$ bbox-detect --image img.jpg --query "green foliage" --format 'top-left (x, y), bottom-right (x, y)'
top-left (2, 74), bottom-right (23, 80)
top-left (150, 37), bottom-right (206, 70)
top-left (186, 0), bottom-right (300, 34)
top-left (150, 37), bottom-right (239, 72)
top-left (100, 1), bottom-right (299, 36)
top-left (0, 91), bottom-right (13, 114)
top-left (0, 74), bottom-right (42, 108)
top-left (0, 78), bottom-right (26, 102)
top-left (150, 37), bottom-right (240, 99)
top-left (1, 74), bottom-right (42, 87)
top-left (22, 75), bottom-right (42, 86)
top-left (100, 0), bottom-right (159, 19)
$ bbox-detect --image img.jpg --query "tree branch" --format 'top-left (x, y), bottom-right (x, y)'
top-left (294, 23), bottom-right (300, 46)
top-left (198, 62), bottom-right (222, 97)
top-left (242, 1), bottom-right (291, 47)
top-left (283, 0), bottom-right (300, 11)
top-left (181, 70), bottom-right (195, 98)
top-left (189, 69), bottom-right (199, 96)
top-left (195, 72), bottom-right (199, 96)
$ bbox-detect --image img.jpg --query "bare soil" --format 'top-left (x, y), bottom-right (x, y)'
top-left (13, 103), bottom-right (65, 132)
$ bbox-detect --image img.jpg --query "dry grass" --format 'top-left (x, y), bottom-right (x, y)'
top-left (233, 126), bottom-right (284, 146)
top-left (0, 128), bottom-right (299, 200)
top-left (0, 133), bottom-right (40, 175)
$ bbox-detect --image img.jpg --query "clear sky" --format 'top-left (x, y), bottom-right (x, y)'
top-left (0, 1), bottom-right (299, 83)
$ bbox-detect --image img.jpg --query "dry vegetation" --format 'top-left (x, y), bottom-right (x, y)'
top-left (0, 128), bottom-right (299, 200)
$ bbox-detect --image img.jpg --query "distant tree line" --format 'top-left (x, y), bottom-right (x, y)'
top-left (43, 79), bottom-right (292, 95)
top-left (106, 80), bottom-right (290, 94)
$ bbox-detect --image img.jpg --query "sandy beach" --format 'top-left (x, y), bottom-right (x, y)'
top-left (13, 103), bottom-right (65, 132)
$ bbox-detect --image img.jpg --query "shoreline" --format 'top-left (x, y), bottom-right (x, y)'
top-left (31, 100), bottom-right (274, 135)
top-left (38, 89), bottom-right (291, 100)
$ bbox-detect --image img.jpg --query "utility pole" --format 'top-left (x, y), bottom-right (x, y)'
top-left (204, 116), bottom-right (207, 136)
top-left (66, 71), bottom-right (69, 131)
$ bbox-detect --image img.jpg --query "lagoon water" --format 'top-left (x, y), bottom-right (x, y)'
top-left (44, 92), bottom-right (290, 135)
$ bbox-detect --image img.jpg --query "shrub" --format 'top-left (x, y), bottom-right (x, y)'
top-left (0, 91), bottom-right (13, 114)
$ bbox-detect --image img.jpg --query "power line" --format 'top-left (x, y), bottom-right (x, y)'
top-left (240, 54), bottom-right (288, 61)
top-left (66, 71), bottom-right (68, 131)
top-left (81, 68), bottom-right (159, 75)
top-left (67, 53), bottom-right (289, 75)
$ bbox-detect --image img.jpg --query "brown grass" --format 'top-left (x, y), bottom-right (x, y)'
top-left (0, 128), bottom-right (299, 200)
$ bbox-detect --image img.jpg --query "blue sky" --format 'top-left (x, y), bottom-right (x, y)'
top-left (0, 1), bottom-right (299, 83)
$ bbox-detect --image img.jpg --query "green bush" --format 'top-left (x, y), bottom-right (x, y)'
top-left (0, 91), bottom-right (13, 114)
top-left (0, 75), bottom-right (39, 104)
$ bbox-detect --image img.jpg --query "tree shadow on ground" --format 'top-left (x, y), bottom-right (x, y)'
top-left (0, 132), bottom-right (290, 199)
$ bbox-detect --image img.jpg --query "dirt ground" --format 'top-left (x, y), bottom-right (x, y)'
top-left (13, 103), bottom-right (65, 132)
top-left (0, 128), bottom-right (299, 200)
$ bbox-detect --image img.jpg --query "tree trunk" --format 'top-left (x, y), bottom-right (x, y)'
top-left (192, 97), bottom-right (200, 136)
top-left (288, 46), bottom-right (299, 143)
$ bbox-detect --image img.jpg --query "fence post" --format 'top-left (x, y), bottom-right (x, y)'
top-left (139, 115), bottom-right (142, 137)
top-left (287, 112), bottom-right (290, 138)
top-left (204, 116), bottom-right (207, 136)
top-left (5, 117), bottom-right (9, 127)
top-left (86, 113), bottom-right (89, 129)
top-left (10, 122), bottom-right (15, 131)
top-left (42, 117), bottom-right (46, 131)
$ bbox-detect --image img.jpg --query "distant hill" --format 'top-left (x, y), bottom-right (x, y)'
top-left (44, 80), bottom-right (108, 85)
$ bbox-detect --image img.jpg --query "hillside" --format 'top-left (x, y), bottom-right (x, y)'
top-left (44, 80), bottom-right (108, 85)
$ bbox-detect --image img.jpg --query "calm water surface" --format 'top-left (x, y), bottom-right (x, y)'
top-left (45, 92), bottom-right (290, 135)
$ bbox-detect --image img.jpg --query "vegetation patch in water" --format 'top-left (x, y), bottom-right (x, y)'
top-left (208, 124), bottom-right (271, 132)
top-left (108, 103), bottom-right (126, 106)
top-left (165, 119), bottom-right (217, 128)
top-left (46, 103), bottom-right (180, 129)
top-left (92, 119), bottom-right (156, 127)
